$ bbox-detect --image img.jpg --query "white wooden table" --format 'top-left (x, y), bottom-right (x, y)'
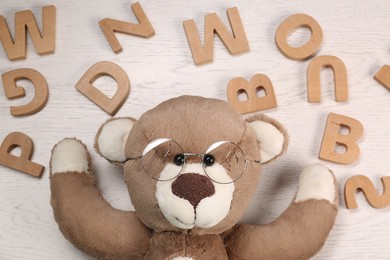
top-left (1, 0), bottom-right (390, 259)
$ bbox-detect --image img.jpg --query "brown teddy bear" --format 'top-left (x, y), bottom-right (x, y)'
top-left (50, 95), bottom-right (338, 260)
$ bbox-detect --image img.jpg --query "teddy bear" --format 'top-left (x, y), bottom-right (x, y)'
top-left (49, 95), bottom-right (338, 260)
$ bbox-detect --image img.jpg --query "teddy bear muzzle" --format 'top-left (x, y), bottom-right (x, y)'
top-left (171, 173), bottom-right (215, 208)
top-left (156, 162), bottom-right (235, 230)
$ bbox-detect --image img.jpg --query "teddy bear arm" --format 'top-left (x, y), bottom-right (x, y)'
top-left (225, 200), bottom-right (337, 260)
top-left (225, 164), bottom-right (338, 260)
top-left (50, 138), bottom-right (152, 259)
top-left (50, 172), bottom-right (152, 260)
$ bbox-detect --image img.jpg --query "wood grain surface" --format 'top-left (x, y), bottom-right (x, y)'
top-left (1, 0), bottom-right (390, 259)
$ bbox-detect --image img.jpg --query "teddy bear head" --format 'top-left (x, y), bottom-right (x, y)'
top-left (95, 96), bottom-right (288, 235)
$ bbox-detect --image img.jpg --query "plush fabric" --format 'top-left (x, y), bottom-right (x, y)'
top-left (51, 138), bottom-right (89, 173)
top-left (95, 117), bottom-right (134, 163)
top-left (50, 171), bottom-right (151, 260)
top-left (224, 200), bottom-right (338, 260)
top-left (245, 113), bottom-right (289, 164)
top-left (50, 95), bottom-right (338, 259)
top-left (294, 164), bottom-right (336, 203)
top-left (95, 117), bottom-right (137, 165)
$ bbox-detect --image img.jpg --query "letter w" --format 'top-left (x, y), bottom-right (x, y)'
top-left (183, 7), bottom-right (249, 65)
top-left (0, 5), bottom-right (56, 61)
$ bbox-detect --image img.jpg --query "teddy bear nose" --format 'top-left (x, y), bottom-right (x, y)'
top-left (171, 173), bottom-right (215, 208)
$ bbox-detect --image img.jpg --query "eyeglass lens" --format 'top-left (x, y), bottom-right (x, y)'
top-left (140, 139), bottom-right (246, 183)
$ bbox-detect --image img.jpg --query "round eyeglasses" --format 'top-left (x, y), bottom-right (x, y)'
top-left (126, 138), bottom-right (260, 184)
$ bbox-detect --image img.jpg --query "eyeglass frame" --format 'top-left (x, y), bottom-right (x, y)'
top-left (125, 138), bottom-right (261, 184)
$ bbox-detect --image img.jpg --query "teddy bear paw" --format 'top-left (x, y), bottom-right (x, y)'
top-left (50, 138), bottom-right (90, 175)
top-left (294, 164), bottom-right (336, 204)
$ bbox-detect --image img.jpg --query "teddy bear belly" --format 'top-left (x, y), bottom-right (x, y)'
top-left (144, 232), bottom-right (229, 260)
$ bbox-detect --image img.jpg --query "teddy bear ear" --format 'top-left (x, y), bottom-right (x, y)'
top-left (246, 114), bottom-right (289, 164)
top-left (95, 117), bottom-right (137, 164)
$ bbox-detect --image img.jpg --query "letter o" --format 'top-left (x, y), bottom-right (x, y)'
top-left (275, 13), bottom-right (323, 60)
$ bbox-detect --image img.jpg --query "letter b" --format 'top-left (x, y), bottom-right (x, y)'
top-left (319, 113), bottom-right (363, 164)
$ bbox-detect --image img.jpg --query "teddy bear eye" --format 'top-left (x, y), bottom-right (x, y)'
top-left (173, 154), bottom-right (185, 166)
top-left (202, 154), bottom-right (215, 167)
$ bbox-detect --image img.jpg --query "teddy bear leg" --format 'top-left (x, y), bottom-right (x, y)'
top-left (50, 138), bottom-right (151, 260)
top-left (225, 164), bottom-right (338, 260)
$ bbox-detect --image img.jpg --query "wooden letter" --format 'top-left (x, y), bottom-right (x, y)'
top-left (307, 55), bottom-right (348, 102)
top-left (99, 2), bottom-right (155, 54)
top-left (275, 13), bottom-right (322, 60)
top-left (2, 68), bottom-right (49, 116)
top-left (374, 65), bottom-right (390, 91)
top-left (0, 132), bottom-right (44, 177)
top-left (183, 7), bottom-right (249, 65)
top-left (227, 74), bottom-right (277, 114)
top-left (75, 61), bottom-right (130, 116)
top-left (0, 5), bottom-right (56, 60)
top-left (345, 175), bottom-right (390, 209)
top-left (319, 113), bottom-right (363, 164)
